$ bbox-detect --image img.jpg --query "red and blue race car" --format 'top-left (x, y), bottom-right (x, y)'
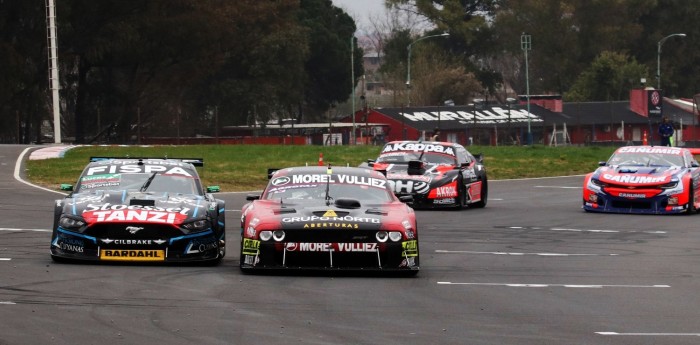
top-left (583, 146), bottom-right (700, 214)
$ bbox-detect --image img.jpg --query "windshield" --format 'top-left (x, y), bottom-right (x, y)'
top-left (264, 174), bottom-right (393, 202)
top-left (76, 173), bottom-right (199, 194)
top-left (608, 152), bottom-right (684, 167)
top-left (377, 152), bottom-right (455, 165)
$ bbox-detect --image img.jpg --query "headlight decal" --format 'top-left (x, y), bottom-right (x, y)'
top-left (169, 229), bottom-right (213, 245)
top-left (56, 228), bottom-right (97, 244)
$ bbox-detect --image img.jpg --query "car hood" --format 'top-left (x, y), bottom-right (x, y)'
top-left (247, 199), bottom-right (409, 231)
top-left (595, 165), bottom-right (681, 186)
top-left (62, 191), bottom-right (208, 225)
top-left (374, 162), bottom-right (454, 181)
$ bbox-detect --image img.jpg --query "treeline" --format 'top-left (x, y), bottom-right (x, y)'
top-left (1, 0), bottom-right (362, 143)
top-left (378, 0), bottom-right (698, 107)
top-left (1, 0), bottom-right (698, 144)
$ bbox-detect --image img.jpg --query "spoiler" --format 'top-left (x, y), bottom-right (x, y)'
top-left (688, 149), bottom-right (700, 156)
top-left (267, 168), bottom-right (280, 179)
top-left (89, 157), bottom-right (204, 167)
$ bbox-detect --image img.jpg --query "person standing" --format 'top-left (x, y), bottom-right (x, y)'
top-left (430, 128), bottom-right (440, 141)
top-left (658, 117), bottom-right (674, 147)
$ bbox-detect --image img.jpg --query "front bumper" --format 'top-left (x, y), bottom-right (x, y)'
top-left (583, 193), bottom-right (689, 214)
top-left (240, 239), bottom-right (419, 272)
top-left (50, 228), bottom-right (225, 262)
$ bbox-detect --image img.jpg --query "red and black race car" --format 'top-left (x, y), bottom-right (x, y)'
top-left (583, 146), bottom-right (700, 214)
top-left (240, 166), bottom-right (419, 274)
top-left (50, 157), bottom-right (226, 264)
top-left (366, 140), bottom-right (487, 209)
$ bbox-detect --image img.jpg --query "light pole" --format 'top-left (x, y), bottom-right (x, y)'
top-left (506, 97), bottom-right (517, 145)
top-left (657, 33), bottom-right (686, 90)
top-left (521, 32), bottom-right (532, 145)
top-left (406, 32), bottom-right (449, 107)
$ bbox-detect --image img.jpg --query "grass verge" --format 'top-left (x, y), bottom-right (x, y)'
top-left (25, 144), bottom-right (617, 192)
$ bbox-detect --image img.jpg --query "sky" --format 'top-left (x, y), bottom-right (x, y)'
top-left (331, 0), bottom-right (387, 29)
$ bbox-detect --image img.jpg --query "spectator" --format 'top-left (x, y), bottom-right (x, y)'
top-left (658, 117), bottom-right (674, 147)
top-left (430, 128), bottom-right (440, 141)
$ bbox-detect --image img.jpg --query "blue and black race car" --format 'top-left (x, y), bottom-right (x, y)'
top-left (367, 140), bottom-right (488, 209)
top-left (50, 157), bottom-right (226, 264)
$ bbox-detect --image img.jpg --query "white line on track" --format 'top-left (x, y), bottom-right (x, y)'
top-left (0, 258), bottom-right (11, 261)
top-left (534, 185), bottom-right (581, 189)
top-left (0, 227), bottom-right (51, 232)
top-left (437, 282), bottom-right (670, 288)
top-left (14, 147), bottom-right (67, 195)
top-left (505, 226), bottom-right (666, 234)
top-left (0, 302), bottom-right (16, 305)
top-left (597, 332), bottom-right (700, 336)
top-left (435, 250), bottom-right (618, 256)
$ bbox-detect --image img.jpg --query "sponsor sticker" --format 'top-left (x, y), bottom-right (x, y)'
top-left (601, 174), bottom-right (668, 184)
top-left (618, 147), bottom-right (682, 155)
top-left (86, 164), bottom-right (192, 176)
top-left (402, 240), bottom-right (418, 257)
top-left (242, 238), bottom-right (260, 255)
top-left (382, 143), bottom-right (456, 156)
top-left (285, 242), bottom-right (378, 252)
top-left (100, 249), bottom-right (165, 261)
top-left (303, 222), bottom-right (360, 229)
top-left (80, 174), bottom-right (121, 189)
top-left (618, 193), bottom-right (647, 198)
top-left (52, 237), bottom-right (84, 253)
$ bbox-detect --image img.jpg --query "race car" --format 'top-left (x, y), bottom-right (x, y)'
top-left (583, 146), bottom-right (700, 214)
top-left (366, 140), bottom-right (487, 209)
top-left (240, 166), bottom-right (419, 274)
top-left (50, 157), bottom-right (226, 264)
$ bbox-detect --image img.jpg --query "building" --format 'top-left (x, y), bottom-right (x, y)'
top-left (341, 90), bottom-right (700, 147)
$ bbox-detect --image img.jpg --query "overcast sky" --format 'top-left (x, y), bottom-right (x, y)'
top-left (331, 0), bottom-right (387, 29)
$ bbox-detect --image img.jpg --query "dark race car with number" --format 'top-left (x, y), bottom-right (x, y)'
top-left (240, 166), bottom-right (419, 274)
top-left (366, 140), bottom-right (487, 209)
top-left (50, 157), bottom-right (226, 264)
top-left (583, 146), bottom-right (700, 214)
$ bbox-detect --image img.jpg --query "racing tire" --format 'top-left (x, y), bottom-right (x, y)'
top-left (686, 186), bottom-right (696, 215)
top-left (202, 256), bottom-right (223, 266)
top-left (472, 179), bottom-right (488, 208)
top-left (50, 254), bottom-right (72, 263)
top-left (454, 180), bottom-right (466, 210)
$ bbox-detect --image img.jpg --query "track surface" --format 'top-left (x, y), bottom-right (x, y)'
top-left (2, 145), bottom-right (700, 344)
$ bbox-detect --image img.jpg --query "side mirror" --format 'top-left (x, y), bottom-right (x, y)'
top-left (474, 153), bottom-right (484, 163)
top-left (692, 162), bottom-right (699, 168)
top-left (399, 195), bottom-right (414, 204)
top-left (60, 184), bottom-right (73, 191)
top-left (367, 159), bottom-right (375, 167)
top-left (206, 186), bottom-right (220, 193)
top-left (598, 161), bottom-right (607, 166)
top-left (246, 194), bottom-right (261, 201)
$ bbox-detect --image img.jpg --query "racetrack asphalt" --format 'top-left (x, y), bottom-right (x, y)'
top-left (4, 145), bottom-right (700, 345)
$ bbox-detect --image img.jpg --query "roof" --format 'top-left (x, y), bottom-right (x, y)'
top-left (365, 98), bottom-right (697, 132)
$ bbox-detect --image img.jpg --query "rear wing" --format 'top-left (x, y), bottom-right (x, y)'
top-left (89, 157), bottom-right (204, 167)
top-left (688, 149), bottom-right (700, 156)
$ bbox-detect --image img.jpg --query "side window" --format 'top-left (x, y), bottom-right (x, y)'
top-left (457, 147), bottom-right (470, 165)
top-left (687, 151), bottom-right (698, 167)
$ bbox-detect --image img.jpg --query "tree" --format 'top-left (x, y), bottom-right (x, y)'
top-left (299, 0), bottom-right (364, 121)
top-left (565, 51), bottom-right (648, 102)
top-left (0, 1), bottom-right (49, 143)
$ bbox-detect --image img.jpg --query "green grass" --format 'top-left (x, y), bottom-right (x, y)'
top-left (25, 145), bottom-right (617, 192)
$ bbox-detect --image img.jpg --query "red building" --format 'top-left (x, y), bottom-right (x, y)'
top-left (342, 90), bottom-right (700, 147)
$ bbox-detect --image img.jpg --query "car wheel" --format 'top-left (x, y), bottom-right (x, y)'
top-left (50, 254), bottom-right (72, 263)
top-left (454, 179), bottom-right (465, 210)
top-left (472, 178), bottom-right (488, 208)
top-left (686, 186), bottom-right (696, 214)
top-left (203, 255), bottom-right (223, 266)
